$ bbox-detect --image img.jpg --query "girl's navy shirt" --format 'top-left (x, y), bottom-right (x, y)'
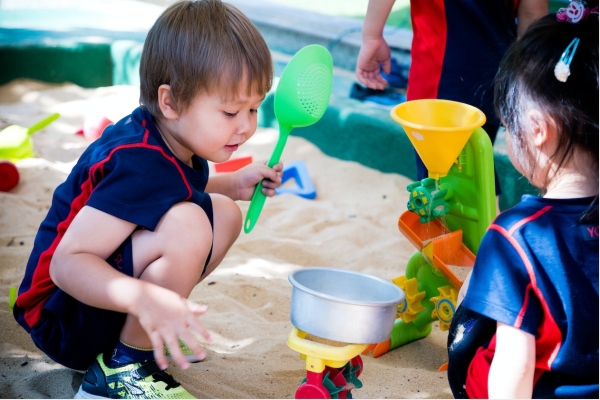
top-left (461, 195), bottom-right (599, 398)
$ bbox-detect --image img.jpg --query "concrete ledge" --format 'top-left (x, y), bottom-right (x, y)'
top-left (0, 43), bottom-right (113, 88)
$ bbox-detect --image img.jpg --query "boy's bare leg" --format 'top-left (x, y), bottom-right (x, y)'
top-left (200, 194), bottom-right (243, 278)
top-left (118, 195), bottom-right (241, 360)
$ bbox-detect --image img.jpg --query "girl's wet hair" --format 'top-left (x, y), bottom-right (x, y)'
top-left (139, 0), bottom-right (273, 116)
top-left (494, 13), bottom-right (599, 222)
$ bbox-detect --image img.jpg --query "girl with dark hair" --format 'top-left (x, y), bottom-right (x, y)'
top-left (447, 2), bottom-right (599, 398)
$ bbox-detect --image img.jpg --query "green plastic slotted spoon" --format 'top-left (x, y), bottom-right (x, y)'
top-left (244, 44), bottom-right (333, 233)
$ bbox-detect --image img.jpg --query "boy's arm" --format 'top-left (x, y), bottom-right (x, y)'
top-left (50, 205), bottom-right (142, 314)
top-left (488, 322), bottom-right (536, 398)
top-left (50, 205), bottom-right (209, 370)
top-left (206, 162), bottom-right (282, 200)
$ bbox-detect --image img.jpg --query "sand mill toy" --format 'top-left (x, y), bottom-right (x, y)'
top-left (287, 268), bottom-right (405, 398)
top-left (363, 99), bottom-right (497, 359)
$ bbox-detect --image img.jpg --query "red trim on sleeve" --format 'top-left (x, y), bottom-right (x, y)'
top-left (89, 143), bottom-right (193, 201)
top-left (515, 283), bottom-right (533, 329)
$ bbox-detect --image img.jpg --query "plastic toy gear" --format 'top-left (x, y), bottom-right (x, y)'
top-left (391, 276), bottom-right (426, 323)
top-left (322, 369), bottom-right (346, 399)
top-left (431, 285), bottom-right (458, 331)
top-left (340, 356), bottom-right (363, 398)
top-left (298, 369), bottom-right (345, 399)
top-left (406, 178), bottom-right (449, 223)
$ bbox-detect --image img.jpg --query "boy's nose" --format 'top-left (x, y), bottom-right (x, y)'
top-left (236, 116), bottom-right (254, 137)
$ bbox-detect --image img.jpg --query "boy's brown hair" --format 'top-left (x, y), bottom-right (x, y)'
top-left (139, 0), bottom-right (273, 117)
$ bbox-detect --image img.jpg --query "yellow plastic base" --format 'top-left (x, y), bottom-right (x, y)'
top-left (287, 327), bottom-right (368, 373)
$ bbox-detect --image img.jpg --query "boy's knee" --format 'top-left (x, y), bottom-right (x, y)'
top-left (209, 194), bottom-right (242, 234)
top-left (163, 202), bottom-right (213, 255)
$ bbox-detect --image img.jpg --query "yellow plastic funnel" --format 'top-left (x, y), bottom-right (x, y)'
top-left (390, 100), bottom-right (485, 180)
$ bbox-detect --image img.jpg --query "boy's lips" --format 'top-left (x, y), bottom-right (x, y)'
top-left (224, 144), bottom-right (239, 152)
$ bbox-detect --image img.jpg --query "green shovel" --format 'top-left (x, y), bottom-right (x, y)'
top-left (0, 113), bottom-right (60, 162)
top-left (244, 44), bottom-right (333, 233)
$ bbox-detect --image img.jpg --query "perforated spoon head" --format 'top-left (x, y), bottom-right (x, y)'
top-left (274, 44), bottom-right (333, 130)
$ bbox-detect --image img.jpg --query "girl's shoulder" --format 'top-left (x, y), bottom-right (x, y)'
top-left (490, 196), bottom-right (599, 248)
top-left (494, 195), bottom-right (597, 228)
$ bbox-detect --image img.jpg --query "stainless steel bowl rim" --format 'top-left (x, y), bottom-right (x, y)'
top-left (288, 267), bottom-right (404, 307)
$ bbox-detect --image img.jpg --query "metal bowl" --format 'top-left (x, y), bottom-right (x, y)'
top-left (288, 267), bottom-right (405, 344)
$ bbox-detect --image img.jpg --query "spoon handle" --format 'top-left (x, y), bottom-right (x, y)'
top-left (27, 113), bottom-right (60, 136)
top-left (244, 127), bottom-right (291, 233)
top-left (244, 180), bottom-right (268, 233)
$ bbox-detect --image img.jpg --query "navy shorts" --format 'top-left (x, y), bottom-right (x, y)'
top-left (24, 238), bottom-right (134, 371)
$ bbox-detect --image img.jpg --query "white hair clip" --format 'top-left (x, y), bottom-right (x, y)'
top-left (554, 37), bottom-right (580, 82)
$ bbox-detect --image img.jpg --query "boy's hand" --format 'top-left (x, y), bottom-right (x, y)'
top-left (234, 162), bottom-right (283, 201)
top-left (134, 283), bottom-right (211, 370)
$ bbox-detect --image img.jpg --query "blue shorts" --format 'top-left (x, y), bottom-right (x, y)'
top-left (24, 238), bottom-right (134, 371)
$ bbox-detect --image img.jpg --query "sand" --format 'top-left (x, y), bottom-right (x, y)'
top-left (0, 79), bottom-right (453, 399)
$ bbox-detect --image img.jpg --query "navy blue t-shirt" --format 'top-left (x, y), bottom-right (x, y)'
top-left (460, 195), bottom-right (599, 398)
top-left (14, 107), bottom-right (213, 330)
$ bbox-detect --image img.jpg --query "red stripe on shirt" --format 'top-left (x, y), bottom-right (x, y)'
top-left (509, 205), bottom-right (553, 235)
top-left (16, 176), bottom-right (95, 327)
top-left (491, 221), bottom-right (562, 370)
top-left (17, 121), bottom-right (192, 328)
top-left (466, 205), bottom-right (562, 398)
top-left (89, 142), bottom-right (192, 200)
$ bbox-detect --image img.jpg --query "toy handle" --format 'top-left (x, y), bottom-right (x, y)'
top-left (27, 113), bottom-right (60, 135)
top-left (244, 181), bottom-right (268, 233)
top-left (243, 126), bottom-right (291, 233)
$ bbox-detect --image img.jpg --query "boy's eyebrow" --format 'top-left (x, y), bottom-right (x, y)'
top-left (225, 95), bottom-right (266, 105)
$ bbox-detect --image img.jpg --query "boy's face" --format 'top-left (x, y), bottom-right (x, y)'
top-left (165, 88), bottom-right (265, 164)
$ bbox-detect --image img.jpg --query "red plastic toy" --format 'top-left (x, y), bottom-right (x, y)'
top-left (214, 156), bottom-right (253, 173)
top-left (0, 161), bottom-right (19, 192)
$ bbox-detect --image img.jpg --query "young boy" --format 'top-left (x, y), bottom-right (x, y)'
top-left (12, 1), bottom-right (281, 398)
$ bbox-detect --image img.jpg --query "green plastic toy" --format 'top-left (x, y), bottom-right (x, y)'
top-left (9, 286), bottom-right (17, 312)
top-left (364, 100), bottom-right (497, 358)
top-left (244, 45), bottom-right (333, 233)
top-left (0, 113), bottom-right (60, 163)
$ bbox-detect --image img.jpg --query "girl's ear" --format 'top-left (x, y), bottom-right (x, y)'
top-left (527, 109), bottom-right (553, 148)
top-left (157, 84), bottom-right (179, 120)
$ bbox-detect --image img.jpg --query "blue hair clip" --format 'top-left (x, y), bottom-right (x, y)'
top-left (554, 37), bottom-right (580, 82)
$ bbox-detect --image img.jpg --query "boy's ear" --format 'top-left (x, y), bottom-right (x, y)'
top-left (157, 84), bottom-right (179, 120)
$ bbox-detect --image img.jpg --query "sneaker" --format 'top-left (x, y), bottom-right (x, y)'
top-left (74, 354), bottom-right (194, 399)
top-left (165, 340), bottom-right (204, 363)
